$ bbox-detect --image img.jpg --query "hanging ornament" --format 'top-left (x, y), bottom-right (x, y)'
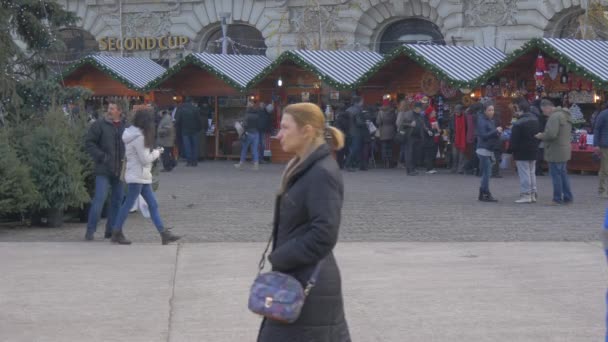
top-left (534, 53), bottom-right (547, 82)
top-left (439, 80), bottom-right (457, 99)
top-left (560, 73), bottom-right (568, 84)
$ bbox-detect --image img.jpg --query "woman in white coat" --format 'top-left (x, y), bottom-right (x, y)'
top-left (110, 109), bottom-right (181, 245)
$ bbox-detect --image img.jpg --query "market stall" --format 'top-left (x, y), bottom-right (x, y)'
top-left (482, 38), bottom-right (608, 172)
top-left (145, 53), bottom-right (272, 160)
top-left (249, 49), bottom-right (383, 163)
top-left (59, 55), bottom-right (166, 115)
top-left (358, 44), bottom-right (507, 165)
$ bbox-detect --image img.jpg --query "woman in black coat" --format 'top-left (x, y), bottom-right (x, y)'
top-left (257, 102), bottom-right (351, 342)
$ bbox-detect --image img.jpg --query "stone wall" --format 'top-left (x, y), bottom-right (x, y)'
top-left (53, 0), bottom-right (608, 64)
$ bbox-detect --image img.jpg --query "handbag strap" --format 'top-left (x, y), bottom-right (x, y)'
top-left (257, 230), bottom-right (326, 297)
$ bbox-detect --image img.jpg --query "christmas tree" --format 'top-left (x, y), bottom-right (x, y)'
top-left (569, 104), bottom-right (587, 127)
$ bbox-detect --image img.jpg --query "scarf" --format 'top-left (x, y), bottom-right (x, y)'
top-left (455, 114), bottom-right (467, 152)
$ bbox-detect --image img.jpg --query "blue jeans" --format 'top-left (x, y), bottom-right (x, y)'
top-left (113, 183), bottom-right (164, 233)
top-left (345, 135), bottom-right (363, 169)
top-left (478, 154), bottom-right (493, 193)
top-left (240, 131), bottom-right (260, 163)
top-left (549, 162), bottom-right (573, 203)
top-left (182, 133), bottom-right (200, 164)
top-left (87, 175), bottom-right (123, 234)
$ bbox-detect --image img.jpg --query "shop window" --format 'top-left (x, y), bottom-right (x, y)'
top-left (377, 19), bottom-right (444, 54)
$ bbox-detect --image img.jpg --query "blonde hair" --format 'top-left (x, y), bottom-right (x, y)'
top-left (283, 103), bottom-right (344, 151)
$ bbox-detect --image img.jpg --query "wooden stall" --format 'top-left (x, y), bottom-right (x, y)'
top-left (485, 38), bottom-right (608, 172)
top-left (249, 50), bottom-right (383, 163)
top-left (358, 44), bottom-right (507, 166)
top-left (59, 55), bottom-right (166, 113)
top-left (146, 53), bottom-right (272, 160)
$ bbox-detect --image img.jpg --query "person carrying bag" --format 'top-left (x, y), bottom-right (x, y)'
top-left (251, 103), bottom-right (351, 342)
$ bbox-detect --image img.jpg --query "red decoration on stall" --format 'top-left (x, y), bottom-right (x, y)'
top-left (577, 80), bottom-right (583, 91)
top-left (534, 54), bottom-right (546, 82)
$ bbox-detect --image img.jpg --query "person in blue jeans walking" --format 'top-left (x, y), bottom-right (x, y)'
top-left (110, 110), bottom-right (181, 245)
top-left (476, 103), bottom-right (503, 202)
top-left (84, 101), bottom-right (125, 241)
top-left (235, 102), bottom-right (261, 171)
top-left (535, 99), bottom-right (573, 205)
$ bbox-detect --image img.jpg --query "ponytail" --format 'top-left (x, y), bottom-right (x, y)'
top-left (326, 126), bottom-right (345, 151)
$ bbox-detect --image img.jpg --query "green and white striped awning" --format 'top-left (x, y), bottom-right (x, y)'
top-left (60, 55), bottom-right (166, 92)
top-left (146, 53), bottom-right (272, 91)
top-left (379, 44), bottom-right (507, 88)
top-left (542, 38), bottom-right (608, 84)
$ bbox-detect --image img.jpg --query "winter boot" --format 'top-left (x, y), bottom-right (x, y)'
top-left (111, 231), bottom-right (132, 245)
top-left (482, 192), bottom-right (498, 202)
top-left (160, 229), bottom-right (181, 245)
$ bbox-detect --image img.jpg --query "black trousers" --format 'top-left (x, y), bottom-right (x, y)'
top-left (424, 143), bottom-right (438, 171)
top-left (161, 146), bottom-right (176, 171)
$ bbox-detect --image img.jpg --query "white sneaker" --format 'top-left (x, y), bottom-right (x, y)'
top-left (234, 163), bottom-right (242, 170)
top-left (426, 169), bottom-right (437, 174)
top-left (532, 192), bottom-right (537, 203)
top-left (515, 194), bottom-right (533, 204)
top-left (252, 162), bottom-right (259, 171)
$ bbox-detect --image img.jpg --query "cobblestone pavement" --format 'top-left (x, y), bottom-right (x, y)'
top-left (0, 161), bottom-right (604, 243)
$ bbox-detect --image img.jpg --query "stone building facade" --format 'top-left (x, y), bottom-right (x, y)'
top-left (53, 0), bottom-right (608, 65)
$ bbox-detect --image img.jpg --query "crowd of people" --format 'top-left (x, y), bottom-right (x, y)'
top-left (333, 95), bottom-right (608, 204)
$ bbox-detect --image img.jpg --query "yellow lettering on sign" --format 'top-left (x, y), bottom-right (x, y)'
top-left (135, 37), bottom-right (145, 50)
top-left (167, 36), bottom-right (178, 49)
top-left (146, 37), bottom-right (157, 50)
top-left (158, 37), bottom-right (167, 50)
top-left (108, 37), bottom-right (116, 51)
top-left (179, 36), bottom-right (189, 47)
top-left (124, 38), bottom-right (135, 50)
top-left (99, 37), bottom-right (108, 51)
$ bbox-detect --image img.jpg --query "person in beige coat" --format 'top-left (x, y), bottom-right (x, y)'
top-left (157, 110), bottom-right (176, 172)
top-left (535, 99), bottom-right (573, 205)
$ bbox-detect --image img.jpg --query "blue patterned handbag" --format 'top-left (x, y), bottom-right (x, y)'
top-left (248, 235), bottom-right (324, 323)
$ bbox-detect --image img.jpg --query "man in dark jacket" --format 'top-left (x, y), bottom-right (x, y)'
top-left (593, 102), bottom-right (608, 198)
top-left (344, 96), bottom-right (365, 172)
top-left (257, 102), bottom-right (272, 163)
top-left (333, 107), bottom-right (350, 169)
top-left (235, 102), bottom-right (261, 170)
top-left (175, 97), bottom-right (203, 167)
top-left (509, 98), bottom-right (540, 203)
top-left (84, 101), bottom-right (125, 241)
top-left (531, 101), bottom-right (547, 176)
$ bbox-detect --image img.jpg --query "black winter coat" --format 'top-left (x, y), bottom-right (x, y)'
top-left (509, 112), bottom-right (540, 161)
top-left (85, 118), bottom-right (125, 177)
top-left (258, 144), bottom-right (351, 342)
top-left (175, 103), bottom-right (202, 136)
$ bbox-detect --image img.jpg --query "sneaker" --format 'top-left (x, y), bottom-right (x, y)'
top-left (234, 163), bottom-right (242, 170)
top-left (252, 162), bottom-right (259, 171)
top-left (515, 194), bottom-right (533, 204)
top-left (426, 169), bottom-right (437, 174)
top-left (531, 192), bottom-right (538, 203)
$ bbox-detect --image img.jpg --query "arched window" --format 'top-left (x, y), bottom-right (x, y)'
top-left (377, 19), bottom-right (444, 54)
top-left (55, 28), bottom-right (99, 61)
top-left (201, 24), bottom-right (267, 55)
top-left (545, 5), bottom-right (608, 40)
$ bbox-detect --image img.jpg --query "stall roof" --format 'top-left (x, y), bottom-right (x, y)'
top-left (250, 50), bottom-right (384, 90)
top-left (59, 55), bottom-right (166, 92)
top-left (373, 44), bottom-right (507, 88)
top-left (499, 38), bottom-right (608, 90)
top-left (146, 53), bottom-right (272, 92)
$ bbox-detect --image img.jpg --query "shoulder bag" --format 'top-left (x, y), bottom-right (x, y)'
top-left (248, 233), bottom-right (324, 323)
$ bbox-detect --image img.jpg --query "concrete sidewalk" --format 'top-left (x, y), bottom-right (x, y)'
top-left (0, 242), bottom-right (605, 341)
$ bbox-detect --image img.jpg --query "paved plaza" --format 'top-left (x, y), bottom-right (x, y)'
top-left (0, 162), bottom-right (606, 341)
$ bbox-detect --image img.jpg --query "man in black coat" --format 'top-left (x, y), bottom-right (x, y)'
top-left (344, 96), bottom-right (366, 172)
top-left (531, 100), bottom-right (546, 176)
top-left (175, 97), bottom-right (203, 167)
top-left (84, 101), bottom-right (126, 241)
top-left (509, 98), bottom-right (540, 203)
